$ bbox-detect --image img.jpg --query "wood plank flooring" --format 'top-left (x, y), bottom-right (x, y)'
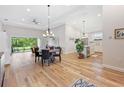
top-left (3, 52), bottom-right (124, 87)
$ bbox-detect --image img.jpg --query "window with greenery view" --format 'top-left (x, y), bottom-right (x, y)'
top-left (11, 37), bottom-right (37, 53)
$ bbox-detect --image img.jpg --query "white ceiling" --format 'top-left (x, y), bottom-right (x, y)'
top-left (0, 5), bottom-right (102, 32)
top-left (65, 6), bottom-right (103, 33)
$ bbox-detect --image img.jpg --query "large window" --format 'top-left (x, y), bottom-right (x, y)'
top-left (11, 37), bottom-right (37, 53)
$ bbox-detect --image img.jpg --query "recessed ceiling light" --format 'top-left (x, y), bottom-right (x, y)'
top-left (38, 22), bottom-right (41, 25)
top-left (97, 13), bottom-right (101, 17)
top-left (22, 18), bottom-right (25, 21)
top-left (26, 8), bottom-right (31, 12)
top-left (48, 16), bottom-right (51, 18)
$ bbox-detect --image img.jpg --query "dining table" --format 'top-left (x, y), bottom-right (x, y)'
top-left (39, 49), bottom-right (57, 55)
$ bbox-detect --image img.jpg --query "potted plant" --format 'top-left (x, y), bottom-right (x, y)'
top-left (75, 39), bottom-right (84, 59)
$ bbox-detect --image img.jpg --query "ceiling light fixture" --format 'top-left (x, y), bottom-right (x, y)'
top-left (26, 8), bottom-right (31, 12)
top-left (48, 16), bottom-right (50, 18)
top-left (43, 5), bottom-right (54, 38)
top-left (82, 20), bottom-right (88, 38)
top-left (22, 18), bottom-right (25, 21)
top-left (32, 19), bottom-right (40, 25)
top-left (97, 13), bottom-right (101, 17)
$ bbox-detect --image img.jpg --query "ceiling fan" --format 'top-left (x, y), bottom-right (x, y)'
top-left (32, 19), bottom-right (40, 25)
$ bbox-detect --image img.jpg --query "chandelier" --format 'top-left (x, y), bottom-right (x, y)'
top-left (43, 5), bottom-right (54, 37)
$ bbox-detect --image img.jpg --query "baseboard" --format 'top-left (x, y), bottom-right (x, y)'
top-left (102, 64), bottom-right (124, 72)
top-left (95, 52), bottom-right (103, 54)
top-left (63, 51), bottom-right (75, 54)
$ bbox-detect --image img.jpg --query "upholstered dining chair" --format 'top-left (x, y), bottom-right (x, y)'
top-left (53, 47), bottom-right (62, 62)
top-left (41, 49), bottom-right (51, 66)
top-left (31, 47), bottom-right (35, 53)
top-left (34, 47), bottom-right (42, 63)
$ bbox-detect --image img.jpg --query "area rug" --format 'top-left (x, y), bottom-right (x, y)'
top-left (72, 79), bottom-right (96, 87)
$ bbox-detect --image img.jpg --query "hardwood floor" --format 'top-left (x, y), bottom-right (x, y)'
top-left (3, 52), bottom-right (124, 87)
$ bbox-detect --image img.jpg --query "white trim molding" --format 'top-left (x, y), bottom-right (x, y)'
top-left (102, 64), bottom-right (124, 72)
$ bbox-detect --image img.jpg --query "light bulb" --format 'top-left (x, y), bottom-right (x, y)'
top-left (52, 34), bottom-right (54, 36)
top-left (97, 13), bottom-right (101, 17)
top-left (27, 8), bottom-right (31, 12)
top-left (50, 31), bottom-right (53, 34)
top-left (43, 34), bottom-right (46, 37)
top-left (46, 31), bottom-right (49, 34)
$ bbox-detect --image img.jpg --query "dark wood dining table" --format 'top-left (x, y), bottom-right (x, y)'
top-left (39, 49), bottom-right (57, 54)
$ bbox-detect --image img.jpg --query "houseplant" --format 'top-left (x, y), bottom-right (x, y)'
top-left (75, 39), bottom-right (84, 59)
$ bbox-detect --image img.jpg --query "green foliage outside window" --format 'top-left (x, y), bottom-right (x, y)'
top-left (11, 37), bottom-right (37, 53)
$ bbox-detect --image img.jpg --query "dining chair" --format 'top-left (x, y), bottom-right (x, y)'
top-left (42, 49), bottom-right (51, 66)
top-left (34, 47), bottom-right (42, 63)
top-left (31, 47), bottom-right (35, 53)
top-left (53, 47), bottom-right (62, 62)
top-left (49, 46), bottom-right (54, 50)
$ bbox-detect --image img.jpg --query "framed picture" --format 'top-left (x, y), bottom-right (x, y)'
top-left (114, 28), bottom-right (124, 39)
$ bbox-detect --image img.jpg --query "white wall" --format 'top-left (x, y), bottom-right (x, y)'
top-left (0, 32), bottom-right (7, 52)
top-left (103, 6), bottom-right (124, 72)
top-left (52, 25), bottom-right (66, 52)
top-left (5, 25), bottom-right (42, 38)
top-left (0, 22), bottom-right (4, 51)
top-left (0, 22), bottom-right (2, 31)
top-left (0, 22), bottom-right (7, 52)
top-left (0, 22), bottom-right (10, 64)
top-left (65, 24), bottom-right (81, 54)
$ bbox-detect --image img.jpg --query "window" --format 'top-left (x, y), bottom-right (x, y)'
top-left (11, 37), bottom-right (37, 53)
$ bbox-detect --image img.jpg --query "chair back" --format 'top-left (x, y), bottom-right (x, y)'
top-left (55, 47), bottom-right (62, 55)
top-left (35, 47), bottom-right (39, 52)
top-left (42, 49), bottom-right (50, 59)
top-left (49, 46), bottom-right (54, 50)
top-left (35, 51), bottom-right (39, 57)
top-left (33, 47), bottom-right (39, 57)
top-left (31, 47), bottom-right (35, 53)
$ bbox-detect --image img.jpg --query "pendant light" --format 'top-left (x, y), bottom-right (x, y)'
top-left (43, 5), bottom-right (54, 37)
top-left (82, 20), bottom-right (88, 38)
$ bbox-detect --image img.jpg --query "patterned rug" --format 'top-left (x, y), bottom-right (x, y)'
top-left (72, 79), bottom-right (96, 87)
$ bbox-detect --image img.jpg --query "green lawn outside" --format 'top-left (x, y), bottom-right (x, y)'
top-left (12, 46), bottom-right (31, 53)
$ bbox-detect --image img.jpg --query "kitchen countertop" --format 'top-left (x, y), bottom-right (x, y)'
top-left (0, 52), bottom-right (4, 59)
